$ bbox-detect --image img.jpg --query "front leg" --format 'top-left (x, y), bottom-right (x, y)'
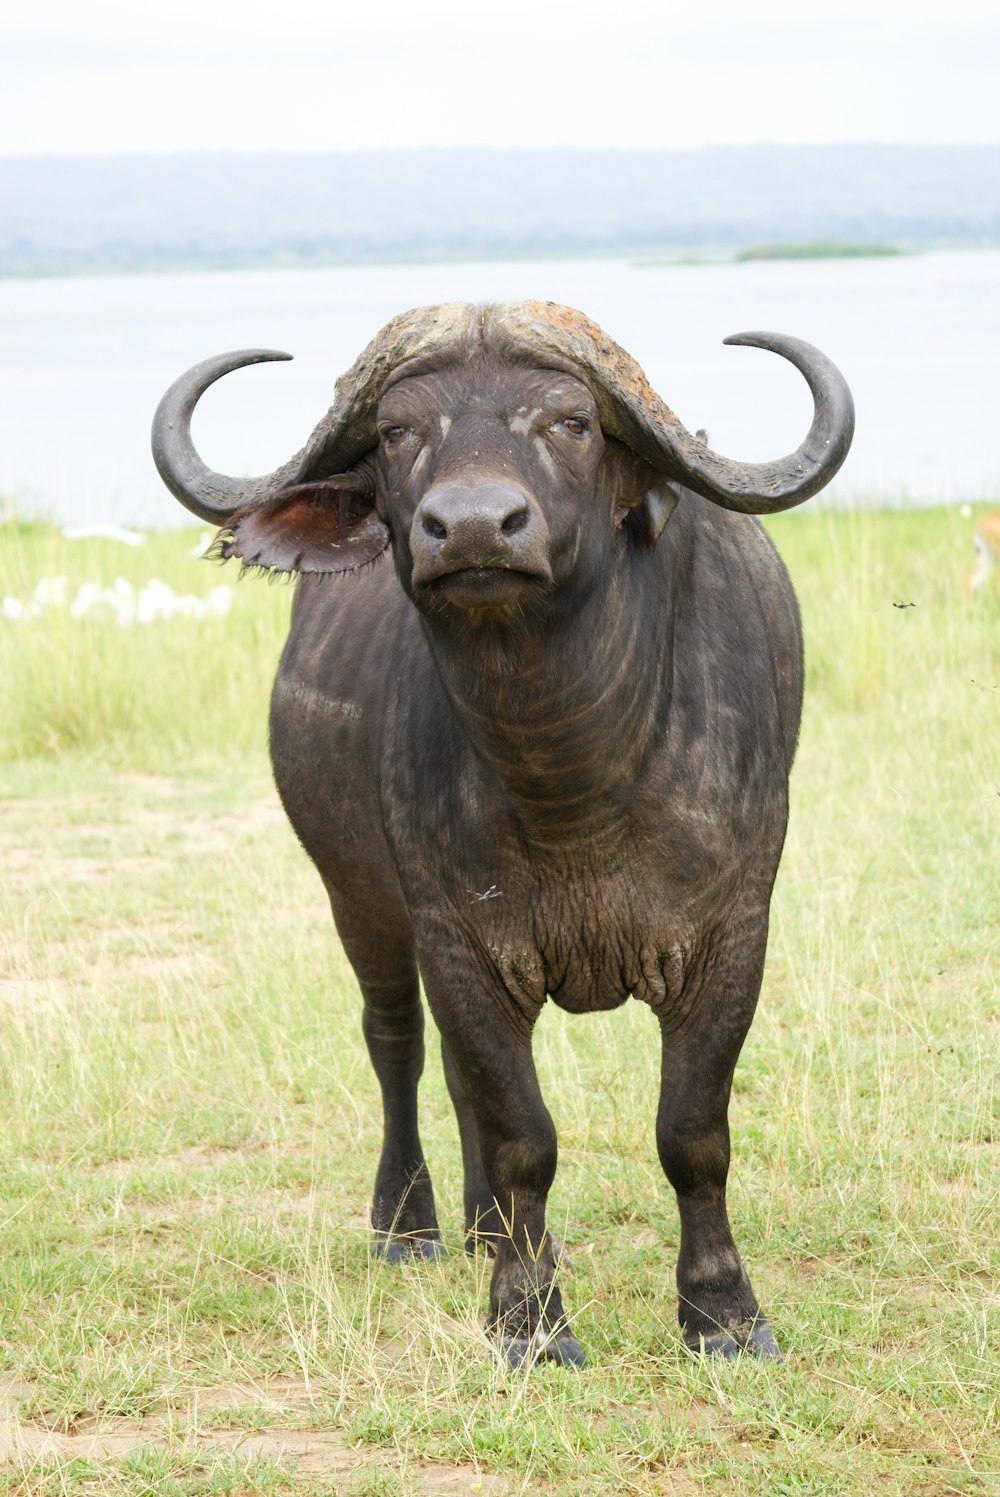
top-left (331, 897), bottom-right (442, 1261)
top-left (424, 959), bottom-right (583, 1367)
top-left (441, 1036), bottom-right (506, 1253)
top-left (655, 908), bottom-right (781, 1357)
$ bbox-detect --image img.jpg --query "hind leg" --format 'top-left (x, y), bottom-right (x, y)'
top-left (331, 895), bottom-right (442, 1260)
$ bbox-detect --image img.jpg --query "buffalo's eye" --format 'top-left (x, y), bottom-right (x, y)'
top-left (554, 416), bottom-right (590, 437)
top-left (381, 425), bottom-right (409, 448)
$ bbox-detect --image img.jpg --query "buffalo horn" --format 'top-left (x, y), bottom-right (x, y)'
top-left (485, 304), bottom-right (855, 516)
top-left (673, 330), bottom-right (855, 513)
top-left (151, 349), bottom-right (293, 523)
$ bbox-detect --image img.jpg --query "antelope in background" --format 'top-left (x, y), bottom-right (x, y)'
top-left (968, 507), bottom-right (1000, 596)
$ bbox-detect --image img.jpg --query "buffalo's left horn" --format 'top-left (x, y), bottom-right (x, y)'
top-left (670, 332), bottom-right (854, 514)
top-left (488, 304), bottom-right (854, 515)
top-left (151, 349), bottom-right (292, 523)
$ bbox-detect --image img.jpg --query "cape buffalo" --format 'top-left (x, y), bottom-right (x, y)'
top-left (152, 302), bottom-right (853, 1367)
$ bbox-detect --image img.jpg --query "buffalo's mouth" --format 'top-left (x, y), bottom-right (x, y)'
top-left (425, 564), bottom-right (550, 611)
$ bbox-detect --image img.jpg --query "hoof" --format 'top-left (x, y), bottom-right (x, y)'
top-left (743, 1322), bottom-right (782, 1358)
top-left (501, 1332), bottom-right (586, 1370)
top-left (376, 1236), bottom-right (445, 1263)
top-left (687, 1321), bottom-right (781, 1360)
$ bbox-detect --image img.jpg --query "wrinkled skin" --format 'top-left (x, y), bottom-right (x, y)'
top-left (265, 352), bottom-right (801, 1364)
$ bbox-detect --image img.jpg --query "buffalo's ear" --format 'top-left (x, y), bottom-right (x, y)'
top-left (633, 483), bottom-right (681, 544)
top-left (215, 473), bottom-right (389, 575)
top-left (605, 440), bottom-right (681, 545)
top-left (629, 430), bottom-right (712, 544)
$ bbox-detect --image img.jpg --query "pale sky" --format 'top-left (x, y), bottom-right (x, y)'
top-left (3, 0), bottom-right (999, 156)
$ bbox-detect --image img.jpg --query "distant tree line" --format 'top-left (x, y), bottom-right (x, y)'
top-left (1, 145), bottom-right (997, 277)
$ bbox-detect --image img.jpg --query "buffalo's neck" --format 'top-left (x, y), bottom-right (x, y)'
top-left (421, 556), bottom-right (672, 843)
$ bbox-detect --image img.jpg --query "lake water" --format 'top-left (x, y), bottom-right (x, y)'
top-left (1, 250), bottom-right (998, 528)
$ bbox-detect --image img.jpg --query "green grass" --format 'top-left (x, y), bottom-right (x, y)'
top-left (0, 505), bottom-right (997, 1494)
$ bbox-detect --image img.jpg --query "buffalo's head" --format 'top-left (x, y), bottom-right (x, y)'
top-left (152, 302), bottom-right (854, 618)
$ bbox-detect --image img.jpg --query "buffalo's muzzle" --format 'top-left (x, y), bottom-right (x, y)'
top-left (409, 482), bottom-right (552, 590)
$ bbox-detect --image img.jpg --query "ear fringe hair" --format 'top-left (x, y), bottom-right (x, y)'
top-left (238, 561), bottom-right (299, 584)
top-left (203, 526), bottom-right (389, 582)
top-left (205, 528), bottom-right (235, 566)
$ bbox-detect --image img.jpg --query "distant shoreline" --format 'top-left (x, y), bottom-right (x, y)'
top-left (3, 143), bottom-right (997, 281)
top-left (10, 240), bottom-right (1000, 284)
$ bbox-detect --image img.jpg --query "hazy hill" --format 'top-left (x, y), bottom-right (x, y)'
top-left (2, 144), bottom-right (998, 276)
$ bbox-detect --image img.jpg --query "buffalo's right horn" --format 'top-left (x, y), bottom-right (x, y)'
top-left (151, 349), bottom-right (292, 523)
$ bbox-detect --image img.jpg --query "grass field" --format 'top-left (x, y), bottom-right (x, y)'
top-left (0, 505), bottom-right (997, 1496)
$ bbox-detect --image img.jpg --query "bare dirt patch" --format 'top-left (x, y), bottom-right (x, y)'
top-left (0, 944), bottom-right (219, 1010)
top-left (0, 974), bottom-right (71, 1006)
top-left (1, 1375), bottom-right (513, 1491)
top-left (5, 847), bottom-right (170, 887)
top-left (2, 1422), bottom-right (362, 1479)
top-left (110, 774), bottom-right (287, 833)
top-left (4, 777), bottom-right (288, 883)
top-left (114, 775), bottom-right (206, 798)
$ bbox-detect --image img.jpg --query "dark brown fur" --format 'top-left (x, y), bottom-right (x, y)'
top-left (254, 353), bottom-right (802, 1363)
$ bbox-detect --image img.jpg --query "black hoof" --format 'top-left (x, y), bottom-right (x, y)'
top-left (687, 1321), bottom-right (781, 1360)
top-left (376, 1236), bottom-right (445, 1263)
top-left (501, 1332), bottom-right (586, 1370)
top-left (743, 1322), bottom-right (781, 1358)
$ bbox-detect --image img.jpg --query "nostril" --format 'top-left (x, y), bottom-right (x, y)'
top-left (422, 513), bottom-right (447, 540)
top-left (501, 508), bottom-right (529, 537)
